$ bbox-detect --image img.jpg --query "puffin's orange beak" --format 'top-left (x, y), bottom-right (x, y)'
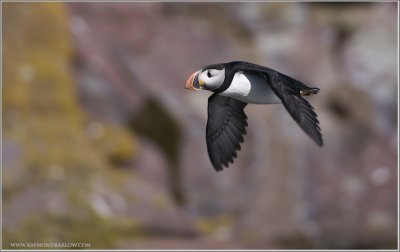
top-left (185, 71), bottom-right (200, 91)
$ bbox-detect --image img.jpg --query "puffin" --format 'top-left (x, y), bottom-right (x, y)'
top-left (185, 61), bottom-right (323, 171)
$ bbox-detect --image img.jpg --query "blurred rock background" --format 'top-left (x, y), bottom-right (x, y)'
top-left (2, 2), bottom-right (397, 249)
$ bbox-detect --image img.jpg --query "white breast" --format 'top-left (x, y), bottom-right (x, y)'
top-left (220, 71), bottom-right (282, 104)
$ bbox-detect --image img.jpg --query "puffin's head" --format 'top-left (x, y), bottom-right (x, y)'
top-left (185, 64), bottom-right (225, 91)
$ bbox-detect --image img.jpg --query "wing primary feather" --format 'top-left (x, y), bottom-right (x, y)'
top-left (206, 94), bottom-right (248, 171)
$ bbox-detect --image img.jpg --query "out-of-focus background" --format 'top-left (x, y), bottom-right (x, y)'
top-left (2, 2), bottom-right (398, 250)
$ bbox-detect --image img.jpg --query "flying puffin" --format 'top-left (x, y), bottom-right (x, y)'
top-left (185, 61), bottom-right (323, 171)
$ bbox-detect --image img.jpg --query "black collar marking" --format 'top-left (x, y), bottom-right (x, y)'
top-left (210, 62), bottom-right (237, 94)
top-left (211, 61), bottom-right (268, 94)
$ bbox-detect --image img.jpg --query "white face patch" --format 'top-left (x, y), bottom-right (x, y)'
top-left (198, 68), bottom-right (225, 90)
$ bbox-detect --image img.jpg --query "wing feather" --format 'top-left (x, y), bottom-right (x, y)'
top-left (206, 94), bottom-right (248, 171)
top-left (266, 72), bottom-right (323, 146)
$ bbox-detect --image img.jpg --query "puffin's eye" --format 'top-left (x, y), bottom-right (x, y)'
top-left (207, 70), bottom-right (212, 78)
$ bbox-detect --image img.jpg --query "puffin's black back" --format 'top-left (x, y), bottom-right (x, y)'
top-left (212, 61), bottom-right (311, 93)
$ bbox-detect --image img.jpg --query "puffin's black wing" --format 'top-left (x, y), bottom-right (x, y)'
top-left (229, 61), bottom-right (323, 146)
top-left (265, 72), bottom-right (323, 146)
top-left (206, 94), bottom-right (248, 171)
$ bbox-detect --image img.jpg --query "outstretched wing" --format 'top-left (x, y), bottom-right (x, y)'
top-left (206, 94), bottom-right (248, 171)
top-left (228, 61), bottom-right (323, 146)
top-left (266, 71), bottom-right (323, 146)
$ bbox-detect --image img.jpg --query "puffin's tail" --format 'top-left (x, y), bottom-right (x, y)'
top-left (300, 87), bottom-right (319, 96)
